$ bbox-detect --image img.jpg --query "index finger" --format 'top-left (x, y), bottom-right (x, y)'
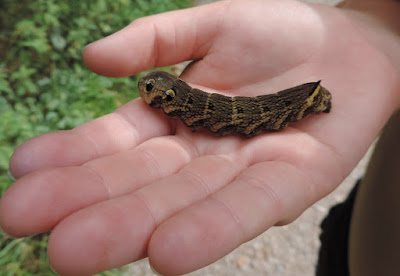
top-left (9, 100), bottom-right (171, 178)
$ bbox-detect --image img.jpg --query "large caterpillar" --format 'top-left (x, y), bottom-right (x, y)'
top-left (138, 71), bottom-right (332, 137)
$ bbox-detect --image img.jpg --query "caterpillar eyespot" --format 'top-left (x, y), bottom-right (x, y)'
top-left (146, 79), bottom-right (155, 92)
top-left (165, 89), bottom-right (176, 101)
top-left (138, 71), bottom-right (332, 137)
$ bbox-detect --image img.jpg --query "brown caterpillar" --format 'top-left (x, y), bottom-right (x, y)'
top-left (138, 71), bottom-right (332, 137)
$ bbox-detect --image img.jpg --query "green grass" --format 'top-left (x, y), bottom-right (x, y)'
top-left (0, 0), bottom-right (192, 274)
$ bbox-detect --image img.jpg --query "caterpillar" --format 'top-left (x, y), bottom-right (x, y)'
top-left (138, 71), bottom-right (332, 137)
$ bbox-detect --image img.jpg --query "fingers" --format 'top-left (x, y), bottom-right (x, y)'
top-left (42, 131), bottom-right (344, 276)
top-left (0, 167), bottom-right (108, 237)
top-left (83, 1), bottom-right (227, 77)
top-left (47, 154), bottom-right (243, 276)
top-left (0, 136), bottom-right (193, 237)
top-left (147, 162), bottom-right (314, 275)
top-left (9, 100), bottom-right (171, 178)
top-left (147, 132), bottom-right (347, 275)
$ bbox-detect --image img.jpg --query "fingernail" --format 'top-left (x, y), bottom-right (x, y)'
top-left (150, 263), bottom-right (164, 276)
top-left (7, 170), bottom-right (16, 182)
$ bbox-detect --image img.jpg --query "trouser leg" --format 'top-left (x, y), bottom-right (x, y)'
top-left (349, 110), bottom-right (400, 276)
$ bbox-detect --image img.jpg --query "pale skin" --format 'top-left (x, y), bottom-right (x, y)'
top-left (1, 0), bottom-right (400, 275)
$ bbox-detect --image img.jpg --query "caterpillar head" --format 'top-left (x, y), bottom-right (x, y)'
top-left (138, 71), bottom-right (187, 108)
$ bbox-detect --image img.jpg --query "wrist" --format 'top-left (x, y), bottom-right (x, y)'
top-left (336, 0), bottom-right (400, 109)
top-left (337, 1), bottom-right (400, 76)
top-left (339, 0), bottom-right (400, 34)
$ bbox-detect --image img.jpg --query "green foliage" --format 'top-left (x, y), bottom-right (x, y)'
top-left (0, 233), bottom-right (55, 276)
top-left (0, 0), bottom-right (191, 275)
top-left (0, 232), bottom-right (131, 276)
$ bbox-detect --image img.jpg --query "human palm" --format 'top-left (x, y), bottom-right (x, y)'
top-left (1, 0), bottom-right (399, 275)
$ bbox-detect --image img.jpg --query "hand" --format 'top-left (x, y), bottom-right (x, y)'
top-left (1, 0), bottom-right (399, 275)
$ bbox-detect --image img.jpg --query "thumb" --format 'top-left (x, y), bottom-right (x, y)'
top-left (83, 1), bottom-right (226, 77)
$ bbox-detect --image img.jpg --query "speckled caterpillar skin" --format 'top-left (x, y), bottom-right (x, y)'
top-left (138, 71), bottom-right (332, 137)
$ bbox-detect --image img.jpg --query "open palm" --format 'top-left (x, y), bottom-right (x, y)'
top-left (1, 0), bottom-right (399, 275)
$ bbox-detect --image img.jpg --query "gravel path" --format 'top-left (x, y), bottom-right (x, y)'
top-left (125, 0), bottom-right (366, 275)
